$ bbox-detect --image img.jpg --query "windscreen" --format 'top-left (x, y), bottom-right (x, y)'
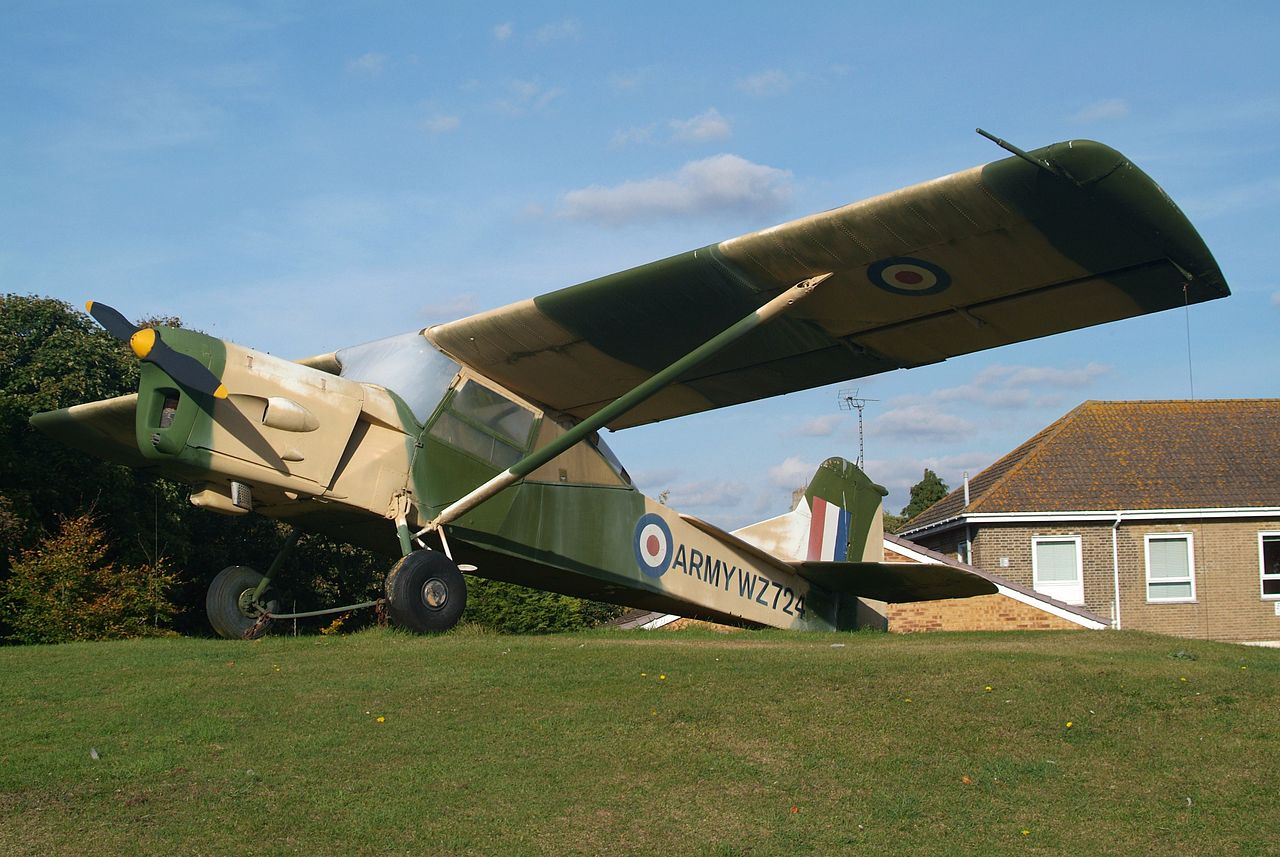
top-left (335, 331), bottom-right (459, 424)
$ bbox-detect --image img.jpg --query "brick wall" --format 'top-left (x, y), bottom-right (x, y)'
top-left (886, 593), bottom-right (1082, 633)
top-left (917, 517), bottom-right (1280, 642)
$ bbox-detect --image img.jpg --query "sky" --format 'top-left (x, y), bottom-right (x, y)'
top-left (3, 1), bottom-right (1278, 530)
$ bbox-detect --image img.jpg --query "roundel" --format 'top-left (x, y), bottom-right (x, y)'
top-left (633, 513), bottom-right (674, 578)
top-left (867, 256), bottom-right (951, 296)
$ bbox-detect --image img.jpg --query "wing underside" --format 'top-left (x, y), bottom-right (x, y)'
top-left (427, 140), bottom-right (1228, 429)
top-left (794, 560), bottom-right (999, 603)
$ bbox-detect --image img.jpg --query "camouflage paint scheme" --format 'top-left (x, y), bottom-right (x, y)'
top-left (30, 139), bottom-right (1229, 630)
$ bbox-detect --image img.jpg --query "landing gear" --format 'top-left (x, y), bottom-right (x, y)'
top-left (384, 550), bottom-right (467, 634)
top-left (207, 565), bottom-right (279, 640)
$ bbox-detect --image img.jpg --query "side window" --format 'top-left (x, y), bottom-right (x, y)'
top-left (587, 430), bottom-right (632, 485)
top-left (1260, 533), bottom-right (1280, 600)
top-left (428, 380), bottom-right (535, 469)
top-left (1032, 536), bottom-right (1083, 605)
top-left (1146, 533), bottom-right (1195, 602)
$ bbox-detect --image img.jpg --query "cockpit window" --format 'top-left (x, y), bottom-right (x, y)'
top-left (335, 332), bottom-right (459, 423)
top-left (428, 379), bottom-right (537, 470)
top-left (449, 381), bottom-right (535, 447)
top-left (588, 430), bottom-right (631, 485)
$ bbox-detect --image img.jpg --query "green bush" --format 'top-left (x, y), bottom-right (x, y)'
top-left (0, 513), bottom-right (178, 643)
top-left (462, 577), bottom-right (624, 634)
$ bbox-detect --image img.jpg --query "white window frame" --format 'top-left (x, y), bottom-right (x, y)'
top-left (1145, 533), bottom-right (1196, 603)
top-left (1032, 535), bottom-right (1084, 605)
top-left (1260, 532), bottom-right (1280, 601)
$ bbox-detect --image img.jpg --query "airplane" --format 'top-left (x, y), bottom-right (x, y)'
top-left (31, 133), bottom-right (1229, 638)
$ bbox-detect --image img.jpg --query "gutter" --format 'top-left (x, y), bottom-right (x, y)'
top-left (1111, 512), bottom-right (1123, 629)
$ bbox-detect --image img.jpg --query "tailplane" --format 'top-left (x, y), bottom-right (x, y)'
top-left (734, 457), bottom-right (887, 563)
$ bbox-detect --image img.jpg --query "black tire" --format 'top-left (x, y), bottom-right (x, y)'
top-left (384, 551), bottom-right (467, 634)
top-left (207, 565), bottom-right (279, 640)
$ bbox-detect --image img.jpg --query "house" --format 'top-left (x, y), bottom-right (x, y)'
top-left (899, 400), bottom-right (1280, 643)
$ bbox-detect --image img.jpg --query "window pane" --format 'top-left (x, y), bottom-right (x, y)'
top-left (1264, 577), bottom-right (1280, 596)
top-left (1035, 540), bottom-right (1078, 582)
top-left (1263, 536), bottom-right (1280, 578)
top-left (449, 382), bottom-right (535, 447)
top-left (428, 411), bottom-right (522, 469)
top-left (1150, 580), bottom-right (1193, 600)
top-left (1149, 537), bottom-right (1190, 580)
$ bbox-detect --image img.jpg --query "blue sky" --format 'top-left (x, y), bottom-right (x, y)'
top-left (4, 2), bottom-right (1278, 528)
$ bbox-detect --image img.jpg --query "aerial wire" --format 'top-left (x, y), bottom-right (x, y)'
top-left (1182, 283), bottom-right (1196, 399)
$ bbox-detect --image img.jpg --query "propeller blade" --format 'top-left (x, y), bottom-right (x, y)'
top-left (147, 337), bottom-right (229, 399)
top-left (86, 300), bottom-right (228, 399)
top-left (84, 301), bottom-right (141, 341)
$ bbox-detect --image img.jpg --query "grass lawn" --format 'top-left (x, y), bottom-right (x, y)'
top-left (1, 627), bottom-right (1277, 855)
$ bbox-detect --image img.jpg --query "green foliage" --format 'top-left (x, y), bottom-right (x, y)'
top-left (0, 514), bottom-right (177, 643)
top-left (882, 510), bottom-right (907, 534)
top-left (0, 295), bottom-right (141, 549)
top-left (462, 577), bottom-right (624, 633)
top-left (901, 468), bottom-right (949, 522)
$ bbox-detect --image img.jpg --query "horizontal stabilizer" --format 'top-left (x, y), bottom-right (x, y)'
top-left (793, 560), bottom-right (997, 603)
top-left (29, 394), bottom-right (147, 467)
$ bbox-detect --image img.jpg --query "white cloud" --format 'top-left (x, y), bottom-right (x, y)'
top-left (867, 452), bottom-right (998, 513)
top-left (868, 403), bottom-right (976, 441)
top-left (557, 154), bottom-right (793, 225)
top-left (610, 124), bottom-right (656, 147)
top-left (663, 479), bottom-right (748, 510)
top-left (768, 456), bottom-right (814, 490)
top-left (346, 52), bottom-right (386, 76)
top-left (494, 79), bottom-right (562, 115)
top-left (493, 21), bottom-right (513, 41)
top-left (928, 362), bottom-right (1111, 409)
top-left (1071, 98), bottom-right (1130, 122)
top-left (609, 68), bottom-right (652, 91)
top-left (974, 362), bottom-right (1111, 388)
top-left (669, 108), bottom-right (731, 143)
top-left (794, 414), bottom-right (843, 437)
top-left (533, 18), bottom-right (580, 43)
top-left (736, 69), bottom-right (793, 96)
top-left (421, 114), bottom-right (460, 134)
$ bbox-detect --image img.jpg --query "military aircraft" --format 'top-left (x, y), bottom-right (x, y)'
top-left (31, 134), bottom-right (1229, 638)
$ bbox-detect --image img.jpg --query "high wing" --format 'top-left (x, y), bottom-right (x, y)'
top-left (427, 139), bottom-right (1228, 429)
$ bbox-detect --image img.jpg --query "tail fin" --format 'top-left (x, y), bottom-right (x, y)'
top-left (733, 457), bottom-right (888, 563)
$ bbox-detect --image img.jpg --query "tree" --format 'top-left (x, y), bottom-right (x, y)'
top-left (0, 514), bottom-right (177, 643)
top-left (900, 468), bottom-right (949, 522)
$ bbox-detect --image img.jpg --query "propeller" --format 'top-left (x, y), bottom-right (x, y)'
top-left (85, 301), bottom-right (228, 399)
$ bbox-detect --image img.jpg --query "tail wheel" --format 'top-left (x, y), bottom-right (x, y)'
top-left (385, 550), bottom-right (467, 634)
top-left (207, 565), bottom-right (279, 640)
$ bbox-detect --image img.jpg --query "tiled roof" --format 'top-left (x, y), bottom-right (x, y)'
top-left (905, 399), bottom-right (1280, 530)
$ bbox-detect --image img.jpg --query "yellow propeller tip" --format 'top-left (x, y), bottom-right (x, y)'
top-left (84, 300), bottom-right (94, 312)
top-left (213, 384), bottom-right (229, 399)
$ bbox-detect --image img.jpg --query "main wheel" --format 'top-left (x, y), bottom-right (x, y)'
top-left (207, 565), bottom-right (279, 640)
top-left (384, 550), bottom-right (467, 634)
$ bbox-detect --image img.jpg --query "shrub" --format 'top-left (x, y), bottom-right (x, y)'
top-left (462, 577), bottom-right (624, 634)
top-left (0, 513), bottom-right (177, 643)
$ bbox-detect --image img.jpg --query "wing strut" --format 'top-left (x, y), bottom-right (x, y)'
top-left (416, 272), bottom-right (834, 536)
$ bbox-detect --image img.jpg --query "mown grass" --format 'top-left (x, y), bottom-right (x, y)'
top-left (1, 627), bottom-right (1276, 856)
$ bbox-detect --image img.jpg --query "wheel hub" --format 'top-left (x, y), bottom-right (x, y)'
top-left (236, 588), bottom-right (268, 618)
top-left (421, 578), bottom-right (449, 610)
